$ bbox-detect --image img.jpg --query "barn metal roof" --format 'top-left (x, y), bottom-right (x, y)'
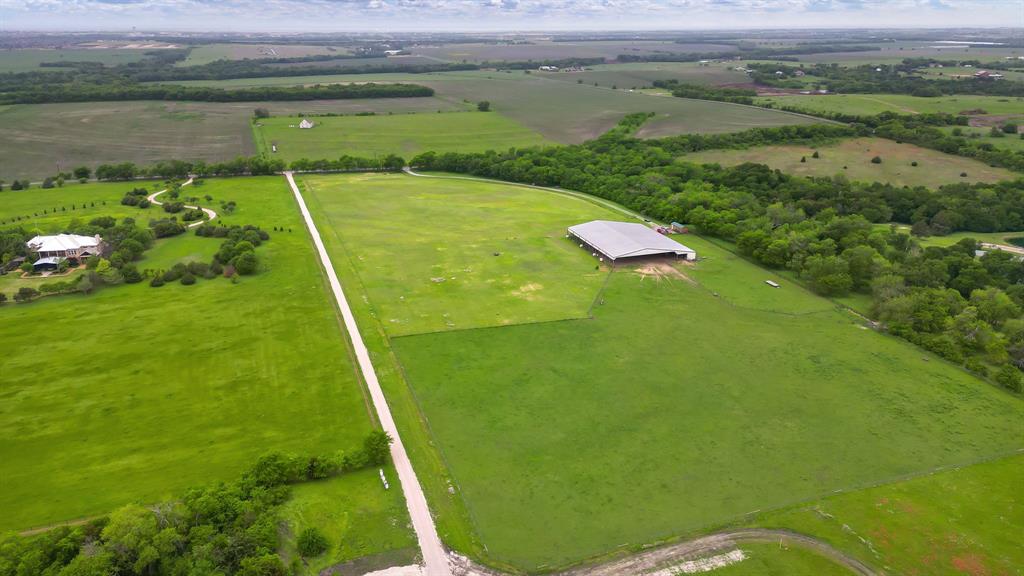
top-left (568, 220), bottom-right (695, 260)
top-left (27, 234), bottom-right (100, 253)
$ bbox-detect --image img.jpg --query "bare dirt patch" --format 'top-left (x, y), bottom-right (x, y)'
top-left (630, 258), bottom-right (695, 284)
top-left (966, 114), bottom-right (1024, 128)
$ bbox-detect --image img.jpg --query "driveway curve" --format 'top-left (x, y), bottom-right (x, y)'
top-left (146, 177), bottom-right (216, 228)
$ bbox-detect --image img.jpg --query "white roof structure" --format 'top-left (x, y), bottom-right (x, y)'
top-left (568, 220), bottom-right (696, 260)
top-left (34, 256), bottom-right (62, 266)
top-left (27, 234), bottom-right (100, 253)
top-left (299, 119), bottom-right (314, 129)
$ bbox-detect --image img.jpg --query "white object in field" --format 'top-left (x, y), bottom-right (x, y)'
top-left (765, 280), bottom-right (780, 288)
top-left (379, 468), bottom-right (390, 490)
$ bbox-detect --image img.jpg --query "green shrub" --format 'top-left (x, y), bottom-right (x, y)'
top-left (180, 273), bottom-right (196, 286)
top-left (150, 275), bottom-right (165, 287)
top-left (296, 527), bottom-right (329, 558)
top-left (870, 156), bottom-right (882, 164)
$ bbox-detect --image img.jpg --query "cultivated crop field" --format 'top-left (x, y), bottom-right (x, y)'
top-left (0, 48), bottom-right (155, 73)
top-left (255, 111), bottom-right (551, 162)
top-left (0, 177), bottom-right (380, 531)
top-left (682, 137), bottom-right (1017, 188)
top-left (536, 62), bottom-right (749, 89)
top-left (756, 93), bottom-right (1024, 117)
top-left (141, 70), bottom-right (825, 143)
top-left (408, 40), bottom-right (738, 62)
top-left (303, 173), bottom-right (1024, 571)
top-left (0, 98), bottom-right (460, 181)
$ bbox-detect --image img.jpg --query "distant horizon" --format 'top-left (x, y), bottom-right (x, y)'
top-left (1, 0), bottom-right (1022, 34)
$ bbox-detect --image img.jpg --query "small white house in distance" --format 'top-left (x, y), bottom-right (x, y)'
top-left (299, 119), bottom-right (314, 129)
top-left (765, 280), bottom-right (780, 288)
top-left (27, 234), bottom-right (102, 261)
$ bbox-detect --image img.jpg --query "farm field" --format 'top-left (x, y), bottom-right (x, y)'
top-left (408, 40), bottom-right (737, 62)
top-left (278, 466), bottom-right (418, 575)
top-left (0, 48), bottom-right (154, 73)
top-left (708, 543), bottom-right (852, 575)
top-left (299, 173), bottom-right (613, 336)
top-left (256, 111), bottom-right (551, 162)
top-left (0, 97), bottom-right (459, 181)
top-left (536, 62), bottom-right (748, 89)
top-left (178, 43), bottom-right (352, 66)
top-left (682, 137), bottom-right (1017, 188)
top-left (918, 66), bottom-right (1024, 82)
top-left (754, 453), bottom-right (1024, 575)
top-left (142, 70), bottom-right (826, 142)
top-left (0, 177), bottom-right (380, 532)
top-left (303, 173), bottom-right (1024, 571)
top-left (756, 93), bottom-right (1024, 117)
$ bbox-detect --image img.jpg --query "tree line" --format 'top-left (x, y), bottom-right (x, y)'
top-left (1, 81), bottom-right (434, 105)
top-left (0, 432), bottom-right (392, 576)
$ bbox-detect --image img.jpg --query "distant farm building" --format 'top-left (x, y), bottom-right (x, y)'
top-left (27, 234), bottom-right (102, 262)
top-left (567, 220), bottom-right (696, 261)
top-left (538, 65), bottom-right (559, 72)
top-left (299, 119), bottom-right (314, 129)
top-left (973, 70), bottom-right (1004, 80)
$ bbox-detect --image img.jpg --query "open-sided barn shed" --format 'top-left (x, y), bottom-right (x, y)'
top-left (568, 220), bottom-right (696, 261)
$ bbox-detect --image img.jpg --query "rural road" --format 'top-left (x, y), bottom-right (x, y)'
top-left (146, 178), bottom-right (217, 228)
top-left (284, 172), bottom-right (452, 576)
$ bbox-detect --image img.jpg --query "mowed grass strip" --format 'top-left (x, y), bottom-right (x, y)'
top-left (300, 173), bottom-right (612, 336)
top-left (256, 111), bottom-right (551, 162)
top-left (0, 177), bottom-right (377, 531)
top-left (390, 233), bottom-right (1024, 570)
top-left (754, 453), bottom-right (1024, 575)
top-left (682, 137), bottom-right (1017, 188)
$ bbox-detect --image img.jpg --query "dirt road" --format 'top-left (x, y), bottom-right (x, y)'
top-left (284, 172), bottom-right (451, 576)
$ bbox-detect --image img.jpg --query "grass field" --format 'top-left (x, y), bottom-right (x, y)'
top-left (710, 543), bottom-right (852, 575)
top-left (0, 98), bottom-right (459, 181)
top-left (940, 125), bottom-right (1024, 152)
top-left (409, 40), bottom-right (737, 63)
top-left (874, 224), bottom-right (1024, 249)
top-left (0, 176), bottom-right (380, 532)
top-left (918, 66), bottom-right (1024, 82)
top-left (255, 111), bottom-right (551, 162)
top-left (303, 173), bottom-right (1024, 571)
top-left (179, 43), bottom-right (352, 66)
top-left (682, 137), bottom-right (1017, 187)
top-left (754, 453), bottom-right (1024, 575)
top-left (142, 70), bottom-right (826, 142)
top-left (756, 93), bottom-right (1024, 117)
top-left (0, 48), bottom-right (154, 73)
top-left (536, 62), bottom-right (748, 89)
top-left (278, 466), bottom-right (417, 575)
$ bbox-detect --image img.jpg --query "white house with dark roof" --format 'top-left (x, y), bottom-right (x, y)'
top-left (27, 234), bottom-right (103, 261)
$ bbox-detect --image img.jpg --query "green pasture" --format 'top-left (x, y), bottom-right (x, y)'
top-left (711, 543), bottom-right (853, 575)
top-left (535, 62), bottom-right (748, 88)
top-left (144, 70), bottom-right (825, 142)
top-left (0, 98), bottom-right (458, 181)
top-left (278, 466), bottom-right (417, 575)
top-left (179, 43), bottom-right (352, 66)
top-left (940, 125), bottom-right (1024, 152)
top-left (918, 66), bottom-right (1024, 82)
top-left (682, 137), bottom-right (1017, 188)
top-left (303, 173), bottom-right (1024, 570)
top-left (299, 173), bottom-right (613, 336)
top-left (877, 224), bottom-right (1024, 249)
top-left (0, 48), bottom-right (153, 73)
top-left (0, 177), bottom-right (379, 531)
top-left (756, 93), bottom-right (1024, 117)
top-left (409, 40), bottom-right (737, 63)
top-left (754, 453), bottom-right (1024, 575)
top-left (256, 111), bottom-right (550, 162)
top-left (0, 180), bottom-right (148, 230)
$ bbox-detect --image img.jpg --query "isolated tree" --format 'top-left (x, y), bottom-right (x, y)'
top-left (14, 287), bottom-right (39, 302)
top-left (73, 166), bottom-right (91, 180)
top-left (253, 107), bottom-right (270, 119)
top-left (11, 180), bottom-right (22, 191)
top-left (870, 155), bottom-right (882, 164)
top-left (477, 100), bottom-right (491, 112)
top-left (1002, 122), bottom-right (1018, 135)
top-left (812, 150), bottom-right (820, 159)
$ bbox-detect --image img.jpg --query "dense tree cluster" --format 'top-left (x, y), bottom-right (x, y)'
top-left (196, 223), bottom-right (271, 276)
top-left (410, 120), bottom-right (1024, 387)
top-left (120, 187), bottom-right (151, 209)
top-left (616, 44), bottom-right (880, 64)
top-left (0, 432), bottom-right (392, 576)
top-left (749, 61), bottom-right (1024, 98)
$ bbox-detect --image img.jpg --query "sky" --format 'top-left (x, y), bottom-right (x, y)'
top-left (0, 0), bottom-right (1022, 32)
